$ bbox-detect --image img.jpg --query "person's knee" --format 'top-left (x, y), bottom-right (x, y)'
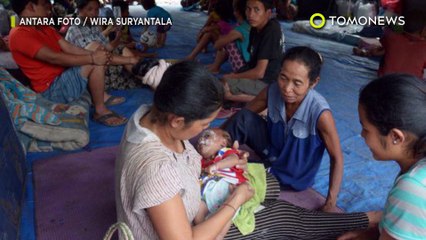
top-left (224, 109), bottom-right (255, 132)
top-left (121, 47), bottom-right (134, 57)
top-left (80, 64), bottom-right (105, 79)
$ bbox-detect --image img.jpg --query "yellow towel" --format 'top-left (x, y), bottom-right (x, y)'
top-left (233, 163), bottom-right (266, 235)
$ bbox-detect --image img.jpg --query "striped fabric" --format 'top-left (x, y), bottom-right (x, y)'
top-left (380, 158), bottom-right (426, 240)
top-left (225, 173), bottom-right (369, 239)
top-left (115, 105), bottom-right (202, 240)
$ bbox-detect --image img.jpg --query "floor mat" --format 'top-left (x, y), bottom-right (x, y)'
top-left (33, 144), bottom-right (340, 239)
top-left (279, 189), bottom-right (343, 213)
top-left (33, 146), bottom-right (118, 240)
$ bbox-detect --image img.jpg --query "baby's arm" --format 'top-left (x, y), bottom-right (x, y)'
top-left (206, 152), bottom-right (239, 174)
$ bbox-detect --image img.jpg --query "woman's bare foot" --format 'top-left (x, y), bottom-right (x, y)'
top-left (366, 211), bottom-right (382, 228)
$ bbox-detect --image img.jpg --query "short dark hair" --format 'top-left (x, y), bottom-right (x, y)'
top-left (152, 61), bottom-right (224, 125)
top-left (140, 0), bottom-right (155, 10)
top-left (11, 0), bottom-right (37, 15)
top-left (281, 46), bottom-right (323, 84)
top-left (254, 0), bottom-right (273, 10)
top-left (359, 74), bottom-right (426, 158)
top-left (75, 0), bottom-right (99, 10)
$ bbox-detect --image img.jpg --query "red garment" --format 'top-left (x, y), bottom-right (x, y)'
top-left (379, 29), bottom-right (426, 79)
top-left (202, 148), bottom-right (247, 184)
top-left (381, 0), bottom-right (402, 15)
top-left (9, 26), bottom-right (65, 92)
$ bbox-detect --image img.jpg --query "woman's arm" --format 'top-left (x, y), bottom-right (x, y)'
top-left (109, 54), bottom-right (139, 66)
top-left (223, 59), bottom-right (269, 80)
top-left (246, 87), bottom-right (268, 113)
top-left (337, 227), bottom-right (380, 240)
top-left (148, 183), bottom-right (253, 240)
top-left (214, 30), bottom-right (243, 50)
top-left (35, 45), bottom-right (108, 66)
top-left (58, 38), bottom-right (92, 55)
top-left (317, 110), bottom-right (344, 212)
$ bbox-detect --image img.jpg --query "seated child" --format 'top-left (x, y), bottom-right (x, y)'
top-left (112, 1), bottom-right (137, 49)
top-left (185, 0), bottom-right (235, 60)
top-left (208, 0), bottom-right (250, 74)
top-left (140, 0), bottom-right (172, 49)
top-left (194, 128), bottom-right (247, 239)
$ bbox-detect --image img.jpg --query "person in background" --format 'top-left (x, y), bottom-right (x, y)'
top-left (140, 0), bottom-right (172, 48)
top-left (223, 0), bottom-right (283, 103)
top-left (9, 0), bottom-right (127, 127)
top-left (185, 0), bottom-right (235, 61)
top-left (207, 0), bottom-right (250, 74)
top-left (65, 0), bottom-right (150, 90)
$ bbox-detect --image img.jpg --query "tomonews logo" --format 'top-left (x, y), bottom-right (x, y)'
top-left (310, 13), bottom-right (405, 29)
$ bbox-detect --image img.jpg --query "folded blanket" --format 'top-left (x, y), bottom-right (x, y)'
top-left (233, 163), bottom-right (266, 235)
top-left (0, 68), bottom-right (60, 127)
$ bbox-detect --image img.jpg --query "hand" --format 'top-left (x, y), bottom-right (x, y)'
top-left (104, 25), bottom-right (114, 34)
top-left (229, 182), bottom-right (254, 204)
top-left (235, 151), bottom-right (248, 172)
top-left (205, 164), bottom-right (217, 175)
top-left (129, 56), bottom-right (140, 65)
top-left (337, 228), bottom-right (379, 240)
top-left (95, 44), bottom-right (106, 51)
top-left (92, 50), bottom-right (110, 65)
top-left (319, 200), bottom-right (337, 213)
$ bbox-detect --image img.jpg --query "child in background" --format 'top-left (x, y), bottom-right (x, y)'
top-left (140, 0), bottom-right (172, 48)
top-left (185, 0), bottom-right (235, 60)
top-left (207, 0), bottom-right (250, 74)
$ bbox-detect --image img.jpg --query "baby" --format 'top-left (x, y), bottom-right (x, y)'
top-left (194, 128), bottom-right (247, 239)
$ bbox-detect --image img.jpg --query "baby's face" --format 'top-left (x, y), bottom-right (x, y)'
top-left (196, 129), bottom-right (226, 159)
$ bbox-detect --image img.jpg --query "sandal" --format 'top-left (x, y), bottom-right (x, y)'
top-left (105, 95), bottom-right (126, 106)
top-left (94, 111), bottom-right (128, 127)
